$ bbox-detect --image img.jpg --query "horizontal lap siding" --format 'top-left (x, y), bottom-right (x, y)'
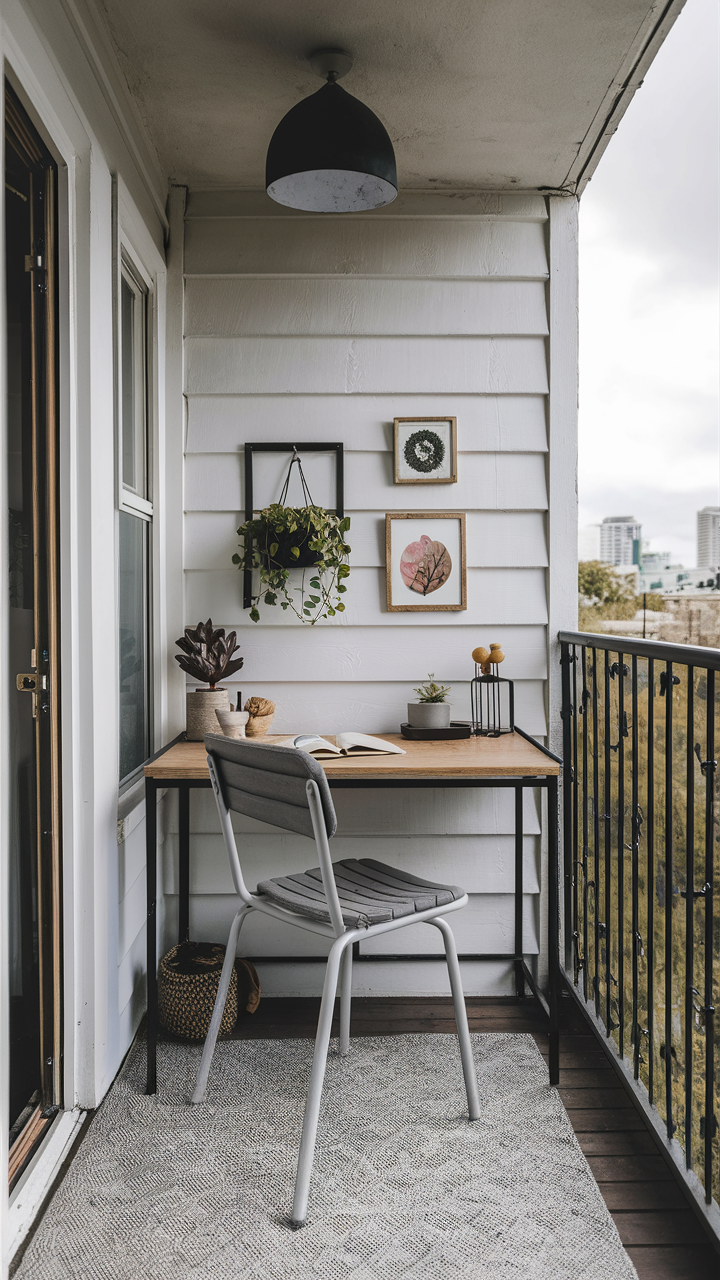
top-left (183, 216), bottom-right (548, 278)
top-left (185, 452), bottom-right (547, 511)
top-left (186, 513), bottom-right (548, 570)
top-left (182, 196), bottom-right (549, 995)
top-left (162, 835), bottom-right (541, 896)
top-left (185, 395), bottom-right (547, 452)
top-left (185, 279), bottom-right (549, 337)
top-left (168, 895), bottom-right (539, 959)
top-left (185, 336), bottom-right (548, 395)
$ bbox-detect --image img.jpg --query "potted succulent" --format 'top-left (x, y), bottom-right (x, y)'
top-left (175, 619), bottom-right (244, 741)
top-left (233, 502), bottom-right (351, 624)
top-left (407, 674), bottom-right (453, 729)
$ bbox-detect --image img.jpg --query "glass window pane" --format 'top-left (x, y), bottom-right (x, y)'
top-left (118, 511), bottom-right (149, 781)
top-left (120, 274), bottom-right (146, 497)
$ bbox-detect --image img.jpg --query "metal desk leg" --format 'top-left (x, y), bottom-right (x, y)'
top-left (178, 784), bottom-right (190, 944)
top-left (514, 782), bottom-right (524, 997)
top-left (145, 776), bottom-right (158, 1094)
top-left (548, 775), bottom-right (560, 1085)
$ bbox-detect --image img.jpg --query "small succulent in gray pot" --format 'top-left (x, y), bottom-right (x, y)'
top-left (407, 674), bottom-right (452, 729)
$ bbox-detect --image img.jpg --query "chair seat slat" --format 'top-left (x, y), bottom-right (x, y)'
top-left (258, 856), bottom-right (463, 926)
top-left (355, 858), bottom-right (463, 902)
top-left (304, 865), bottom-right (437, 910)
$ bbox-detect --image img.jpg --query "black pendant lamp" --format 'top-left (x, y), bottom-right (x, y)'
top-left (266, 49), bottom-right (397, 213)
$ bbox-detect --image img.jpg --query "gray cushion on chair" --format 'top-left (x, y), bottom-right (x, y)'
top-left (257, 857), bottom-right (464, 928)
top-left (203, 734), bottom-right (337, 839)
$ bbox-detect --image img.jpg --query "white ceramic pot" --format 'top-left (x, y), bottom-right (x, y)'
top-left (406, 702), bottom-right (452, 729)
top-left (186, 688), bottom-right (230, 741)
top-left (215, 709), bottom-right (250, 739)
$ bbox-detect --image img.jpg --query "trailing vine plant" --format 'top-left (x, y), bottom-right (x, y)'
top-left (233, 502), bottom-right (351, 624)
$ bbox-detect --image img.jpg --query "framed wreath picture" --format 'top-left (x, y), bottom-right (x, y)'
top-left (393, 417), bottom-right (457, 484)
top-left (385, 512), bottom-right (467, 612)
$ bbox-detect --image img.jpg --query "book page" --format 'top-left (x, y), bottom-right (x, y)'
top-left (335, 732), bottom-right (406, 756)
top-left (277, 735), bottom-right (342, 756)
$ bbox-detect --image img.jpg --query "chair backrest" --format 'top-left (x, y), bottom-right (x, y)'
top-left (203, 734), bottom-right (337, 839)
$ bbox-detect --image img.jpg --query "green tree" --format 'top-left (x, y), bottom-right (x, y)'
top-left (578, 560), bottom-right (634, 606)
top-left (578, 563), bottom-right (665, 629)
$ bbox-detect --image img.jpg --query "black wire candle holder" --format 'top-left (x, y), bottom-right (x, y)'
top-left (470, 663), bottom-right (515, 737)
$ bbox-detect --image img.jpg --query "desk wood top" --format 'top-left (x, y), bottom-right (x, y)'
top-left (145, 732), bottom-right (559, 780)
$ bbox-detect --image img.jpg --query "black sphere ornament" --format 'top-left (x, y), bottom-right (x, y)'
top-left (266, 51), bottom-right (397, 213)
top-left (403, 429), bottom-right (446, 474)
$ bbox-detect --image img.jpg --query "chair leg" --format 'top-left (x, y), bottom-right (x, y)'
top-left (429, 916), bottom-right (481, 1121)
top-left (291, 933), bottom-right (350, 1226)
top-left (189, 906), bottom-right (251, 1105)
top-left (339, 944), bottom-right (352, 1055)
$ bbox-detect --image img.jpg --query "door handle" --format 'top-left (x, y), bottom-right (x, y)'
top-left (16, 673), bottom-right (47, 691)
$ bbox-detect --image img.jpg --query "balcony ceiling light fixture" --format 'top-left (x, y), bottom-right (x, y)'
top-left (266, 48), bottom-right (398, 213)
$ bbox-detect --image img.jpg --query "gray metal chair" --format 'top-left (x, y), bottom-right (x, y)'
top-left (191, 734), bottom-right (481, 1226)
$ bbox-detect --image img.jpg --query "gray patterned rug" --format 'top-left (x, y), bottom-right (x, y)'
top-left (16, 1034), bottom-right (637, 1280)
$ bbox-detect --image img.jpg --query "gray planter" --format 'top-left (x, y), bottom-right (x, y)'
top-left (406, 702), bottom-right (452, 729)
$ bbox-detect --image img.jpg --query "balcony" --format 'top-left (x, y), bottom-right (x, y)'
top-left (8, 633), bottom-right (718, 1280)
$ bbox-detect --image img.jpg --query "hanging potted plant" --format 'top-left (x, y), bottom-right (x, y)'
top-left (175, 619), bottom-right (244, 740)
top-left (233, 452), bottom-right (351, 624)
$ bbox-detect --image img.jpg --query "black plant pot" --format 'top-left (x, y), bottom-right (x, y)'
top-left (260, 531), bottom-right (322, 571)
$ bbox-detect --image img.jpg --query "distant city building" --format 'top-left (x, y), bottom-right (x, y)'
top-left (640, 551), bottom-right (673, 572)
top-left (599, 516), bottom-right (642, 566)
top-left (578, 524), bottom-right (600, 561)
top-left (637, 565), bottom-right (719, 594)
top-left (697, 507), bottom-right (720, 567)
top-left (637, 566), bottom-right (693, 593)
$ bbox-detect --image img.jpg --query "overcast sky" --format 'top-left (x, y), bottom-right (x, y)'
top-left (578, 0), bottom-right (719, 566)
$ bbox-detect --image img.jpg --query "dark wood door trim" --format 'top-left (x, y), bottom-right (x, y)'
top-left (5, 81), bottom-right (63, 1165)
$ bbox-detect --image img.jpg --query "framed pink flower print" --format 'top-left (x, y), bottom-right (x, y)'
top-left (385, 512), bottom-right (467, 612)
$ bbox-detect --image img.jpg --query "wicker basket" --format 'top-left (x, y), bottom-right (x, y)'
top-left (158, 941), bottom-right (238, 1041)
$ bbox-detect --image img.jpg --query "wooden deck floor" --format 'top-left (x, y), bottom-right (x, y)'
top-left (232, 992), bottom-right (720, 1280)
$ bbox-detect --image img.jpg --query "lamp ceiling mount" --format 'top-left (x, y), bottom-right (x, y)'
top-left (308, 48), bottom-right (353, 82)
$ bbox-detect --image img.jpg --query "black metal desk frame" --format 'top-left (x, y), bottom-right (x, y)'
top-left (145, 728), bottom-right (561, 1094)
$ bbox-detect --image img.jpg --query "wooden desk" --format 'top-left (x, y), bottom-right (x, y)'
top-left (144, 730), bottom-right (561, 1093)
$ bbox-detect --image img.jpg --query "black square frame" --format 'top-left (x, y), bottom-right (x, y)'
top-left (243, 442), bottom-right (344, 610)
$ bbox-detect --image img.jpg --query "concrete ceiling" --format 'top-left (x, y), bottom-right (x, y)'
top-left (96, 0), bottom-right (684, 192)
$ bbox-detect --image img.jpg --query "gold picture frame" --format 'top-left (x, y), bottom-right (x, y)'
top-left (393, 416), bottom-right (457, 484)
top-left (385, 512), bottom-right (467, 612)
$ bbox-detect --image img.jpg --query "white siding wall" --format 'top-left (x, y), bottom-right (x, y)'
top-left (178, 189), bottom-right (552, 995)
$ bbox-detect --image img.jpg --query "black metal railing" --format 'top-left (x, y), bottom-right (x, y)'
top-left (559, 631), bottom-right (719, 1213)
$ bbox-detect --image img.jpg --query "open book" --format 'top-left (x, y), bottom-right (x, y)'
top-left (279, 732), bottom-right (406, 758)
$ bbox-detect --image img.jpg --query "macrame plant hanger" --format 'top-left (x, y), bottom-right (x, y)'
top-left (278, 446), bottom-right (316, 509)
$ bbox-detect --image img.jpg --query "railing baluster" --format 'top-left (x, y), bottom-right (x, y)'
top-left (631, 654), bottom-right (640, 1079)
top-left (572, 643), bottom-right (580, 983)
top-left (592, 647), bottom-right (601, 1018)
top-left (685, 669), bottom-right (695, 1170)
top-left (647, 657), bottom-right (655, 1106)
top-left (665, 660), bottom-right (674, 1140)
top-left (581, 646), bottom-right (589, 1000)
top-left (703, 668), bottom-right (715, 1204)
top-left (604, 649), bottom-right (612, 1035)
top-left (561, 642), bottom-right (574, 974)
top-left (618, 652), bottom-right (625, 1056)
